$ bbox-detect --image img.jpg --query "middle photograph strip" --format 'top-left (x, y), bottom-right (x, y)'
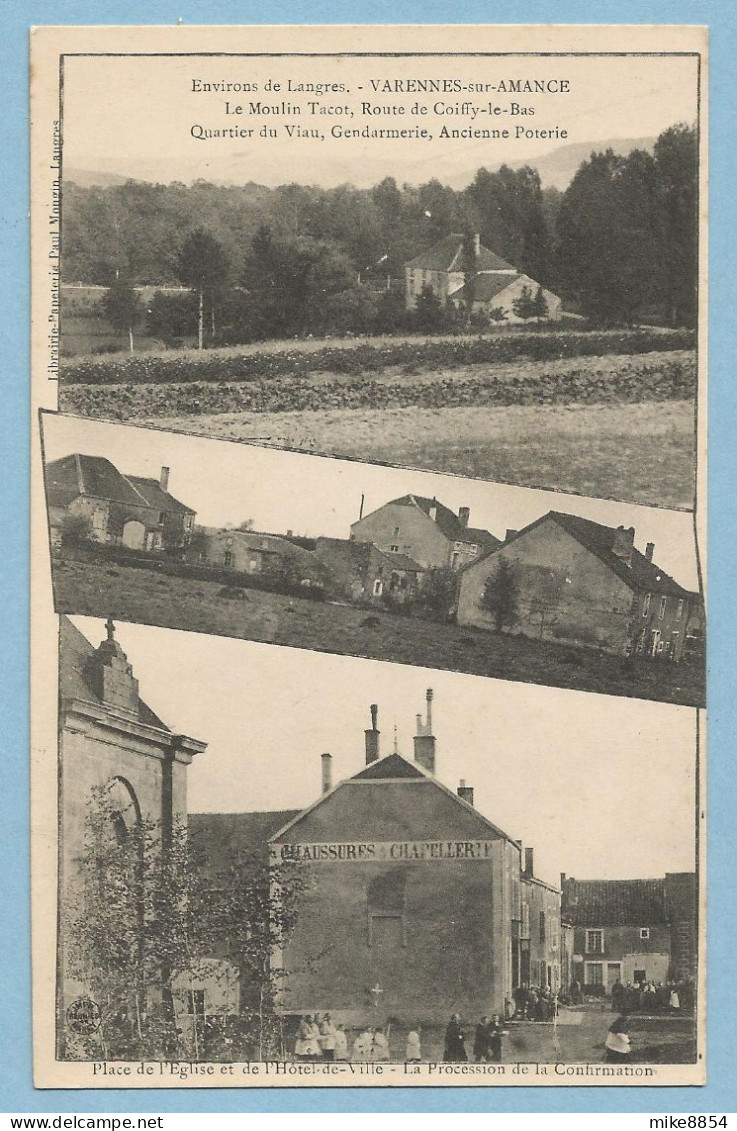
top-left (40, 411), bottom-right (704, 708)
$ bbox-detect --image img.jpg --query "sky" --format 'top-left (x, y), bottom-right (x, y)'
top-left (60, 52), bottom-right (699, 188)
top-left (42, 412), bottom-right (700, 589)
top-left (69, 613), bottom-right (698, 886)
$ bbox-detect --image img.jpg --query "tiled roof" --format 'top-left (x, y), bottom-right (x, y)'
top-left (562, 878), bottom-right (668, 926)
top-left (59, 615), bottom-right (170, 731)
top-left (352, 753), bottom-right (427, 780)
top-left (466, 527), bottom-right (502, 553)
top-left (405, 233), bottom-right (516, 273)
top-left (549, 512), bottom-right (694, 598)
top-left (126, 476), bottom-right (196, 515)
top-left (46, 454), bottom-right (148, 509)
top-left (384, 494), bottom-right (498, 548)
top-left (188, 810), bottom-right (301, 867)
top-left (455, 271), bottom-right (520, 303)
top-left (381, 551), bottom-right (425, 573)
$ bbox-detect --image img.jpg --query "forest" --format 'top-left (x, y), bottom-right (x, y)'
top-left (60, 122), bottom-right (697, 347)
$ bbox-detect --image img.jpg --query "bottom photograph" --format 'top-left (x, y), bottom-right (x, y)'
top-left (53, 615), bottom-right (699, 1080)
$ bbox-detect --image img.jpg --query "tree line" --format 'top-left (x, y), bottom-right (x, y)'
top-left (69, 122), bottom-right (697, 344)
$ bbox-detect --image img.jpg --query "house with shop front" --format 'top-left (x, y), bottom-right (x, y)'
top-left (456, 511), bottom-right (701, 661)
top-left (45, 453), bottom-right (196, 552)
top-left (404, 232), bottom-right (562, 322)
top-left (190, 690), bottom-right (563, 1037)
top-left (351, 494), bottom-right (500, 573)
top-left (561, 874), bottom-right (697, 996)
top-left (314, 536), bottom-right (425, 604)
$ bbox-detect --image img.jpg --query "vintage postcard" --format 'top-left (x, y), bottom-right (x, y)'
top-left (30, 24), bottom-right (706, 1089)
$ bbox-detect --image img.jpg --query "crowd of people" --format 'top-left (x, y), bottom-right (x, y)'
top-left (293, 1014), bottom-right (401, 1063)
top-left (610, 979), bottom-right (694, 1014)
top-left (510, 984), bottom-right (559, 1022)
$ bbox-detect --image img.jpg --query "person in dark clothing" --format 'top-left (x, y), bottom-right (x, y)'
top-left (488, 1015), bottom-right (506, 1062)
top-left (604, 1014), bottom-right (631, 1063)
top-left (443, 1014), bottom-right (468, 1062)
top-left (473, 1017), bottom-right (491, 1062)
top-left (513, 984), bottom-right (528, 1019)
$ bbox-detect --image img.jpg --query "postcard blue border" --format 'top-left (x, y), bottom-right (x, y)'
top-left (2, 0), bottom-right (735, 1115)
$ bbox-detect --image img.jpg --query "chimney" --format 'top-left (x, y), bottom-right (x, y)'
top-left (160, 466), bottom-right (170, 492)
top-left (524, 847), bottom-right (534, 877)
top-left (505, 529), bottom-right (518, 541)
top-left (646, 542), bottom-right (655, 562)
top-left (473, 232), bottom-right (481, 258)
top-left (458, 506), bottom-right (470, 529)
top-left (457, 778), bottom-right (474, 806)
top-left (365, 703), bottom-right (380, 764)
top-left (428, 499), bottom-right (438, 523)
top-left (321, 752), bottom-right (332, 794)
top-left (413, 688), bottom-right (436, 774)
top-left (560, 872), bottom-right (567, 890)
top-left (611, 525), bottom-right (635, 565)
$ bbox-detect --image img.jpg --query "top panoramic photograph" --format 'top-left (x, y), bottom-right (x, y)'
top-left (55, 49), bottom-right (703, 510)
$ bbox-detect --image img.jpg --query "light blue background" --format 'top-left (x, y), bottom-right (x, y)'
top-left (2, 0), bottom-right (734, 1114)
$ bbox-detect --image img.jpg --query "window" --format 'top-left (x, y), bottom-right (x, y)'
top-left (639, 927), bottom-right (650, 940)
top-left (223, 550), bottom-right (233, 568)
top-left (521, 901), bottom-right (530, 939)
top-left (393, 526), bottom-right (400, 536)
top-left (586, 929), bottom-right (604, 953)
top-left (676, 599), bottom-right (684, 621)
top-left (367, 869), bottom-right (407, 948)
top-left (659, 596), bottom-right (667, 620)
top-left (585, 962), bottom-right (603, 986)
top-left (539, 911), bottom-right (546, 944)
top-left (390, 544), bottom-right (399, 553)
top-left (635, 627), bottom-right (647, 654)
top-left (373, 579), bottom-right (383, 597)
top-left (157, 512), bottom-right (165, 525)
top-left (642, 593), bottom-right (651, 617)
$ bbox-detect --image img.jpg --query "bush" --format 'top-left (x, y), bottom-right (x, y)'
top-left (60, 327), bottom-right (695, 387)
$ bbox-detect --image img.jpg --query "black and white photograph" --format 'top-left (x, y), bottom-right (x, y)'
top-left (55, 615), bottom-right (699, 1074)
top-left (41, 412), bottom-right (704, 708)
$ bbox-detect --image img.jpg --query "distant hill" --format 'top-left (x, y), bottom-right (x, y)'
top-left (506, 137), bottom-right (656, 190)
top-left (62, 168), bottom-right (134, 187)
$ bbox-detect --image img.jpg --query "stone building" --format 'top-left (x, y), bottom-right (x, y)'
top-left (314, 537), bottom-right (424, 604)
top-left (351, 494), bottom-right (499, 572)
top-left (46, 453), bottom-right (196, 552)
top-left (404, 232), bottom-right (562, 322)
top-left (456, 511), bottom-right (701, 660)
top-left (561, 874), bottom-right (697, 995)
top-left (57, 616), bottom-right (207, 1052)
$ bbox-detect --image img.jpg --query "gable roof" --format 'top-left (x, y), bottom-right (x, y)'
top-left (405, 233), bottom-right (516, 274)
top-left (561, 878), bottom-right (668, 926)
top-left (454, 271), bottom-right (521, 304)
top-left (59, 615), bottom-right (170, 731)
top-left (46, 453), bottom-right (148, 509)
top-left (45, 454), bottom-right (195, 516)
top-left (126, 476), bottom-right (196, 515)
top-left (463, 510), bottom-right (694, 598)
top-left (373, 494), bottom-right (499, 549)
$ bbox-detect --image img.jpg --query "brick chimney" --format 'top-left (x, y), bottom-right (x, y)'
top-left (457, 779), bottom-right (474, 806)
top-left (646, 542), bottom-right (655, 562)
top-left (611, 525), bottom-right (635, 565)
top-left (321, 752), bottom-right (332, 794)
top-left (524, 847), bottom-right (534, 877)
top-left (160, 466), bottom-right (170, 492)
top-left (365, 704), bottom-right (380, 764)
top-left (458, 507), bottom-right (470, 529)
top-left (413, 688), bottom-right (436, 774)
top-left (428, 499), bottom-right (438, 523)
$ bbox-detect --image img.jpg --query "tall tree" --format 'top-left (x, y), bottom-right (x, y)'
top-left (99, 279), bottom-right (143, 352)
top-left (654, 123), bottom-right (698, 327)
top-left (480, 559), bottom-right (519, 632)
top-left (176, 228), bottom-right (230, 349)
